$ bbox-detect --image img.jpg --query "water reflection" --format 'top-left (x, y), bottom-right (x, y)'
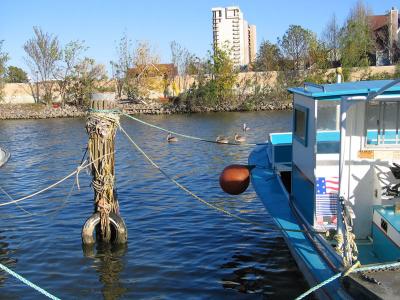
top-left (83, 243), bottom-right (127, 300)
top-left (0, 234), bottom-right (16, 287)
top-left (220, 236), bottom-right (308, 299)
top-left (0, 113), bottom-right (311, 299)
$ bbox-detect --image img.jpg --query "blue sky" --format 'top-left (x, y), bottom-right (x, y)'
top-left (0, 0), bottom-right (397, 75)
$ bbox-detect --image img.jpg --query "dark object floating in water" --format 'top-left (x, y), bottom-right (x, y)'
top-left (219, 164), bottom-right (250, 195)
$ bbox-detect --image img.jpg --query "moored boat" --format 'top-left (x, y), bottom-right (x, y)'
top-left (250, 80), bottom-right (400, 299)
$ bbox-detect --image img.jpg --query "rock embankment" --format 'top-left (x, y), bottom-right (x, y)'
top-left (0, 100), bottom-right (292, 120)
top-left (121, 100), bottom-right (292, 115)
top-left (0, 104), bottom-right (86, 120)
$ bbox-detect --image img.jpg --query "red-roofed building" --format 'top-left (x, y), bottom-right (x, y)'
top-left (368, 7), bottom-right (400, 65)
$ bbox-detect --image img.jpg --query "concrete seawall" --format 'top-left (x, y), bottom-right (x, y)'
top-left (2, 66), bottom-right (397, 105)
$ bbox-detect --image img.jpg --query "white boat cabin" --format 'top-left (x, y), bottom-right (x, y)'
top-left (269, 80), bottom-right (400, 263)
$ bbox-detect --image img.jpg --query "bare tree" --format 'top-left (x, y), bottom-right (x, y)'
top-left (349, 0), bottom-right (371, 21)
top-left (111, 34), bottom-right (160, 100)
top-left (323, 14), bottom-right (341, 64)
top-left (24, 27), bottom-right (62, 103)
top-left (127, 40), bottom-right (160, 99)
top-left (170, 41), bottom-right (193, 92)
top-left (68, 58), bottom-right (107, 106)
top-left (56, 40), bottom-right (87, 105)
top-left (0, 40), bottom-right (9, 101)
top-left (110, 33), bottom-right (134, 99)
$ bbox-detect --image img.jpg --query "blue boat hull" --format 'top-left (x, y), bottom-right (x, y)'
top-left (249, 144), bottom-right (352, 299)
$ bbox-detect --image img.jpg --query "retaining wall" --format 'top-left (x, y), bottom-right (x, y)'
top-left (2, 66), bottom-right (397, 104)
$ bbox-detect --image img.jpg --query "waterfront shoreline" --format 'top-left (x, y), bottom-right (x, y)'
top-left (0, 104), bottom-right (86, 120)
top-left (0, 101), bottom-right (292, 120)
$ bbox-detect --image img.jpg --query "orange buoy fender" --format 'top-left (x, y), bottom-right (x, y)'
top-left (219, 164), bottom-right (250, 195)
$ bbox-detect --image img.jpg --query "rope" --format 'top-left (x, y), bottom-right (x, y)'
top-left (0, 185), bottom-right (39, 216)
top-left (0, 168), bottom-right (77, 207)
top-left (0, 147), bottom-right (91, 217)
top-left (0, 262), bottom-right (61, 300)
top-left (88, 108), bottom-right (121, 114)
top-left (0, 180), bottom-right (77, 218)
top-left (87, 108), bottom-right (265, 146)
top-left (336, 197), bottom-right (358, 267)
top-left (0, 152), bottom-right (114, 207)
top-left (86, 109), bottom-right (120, 240)
top-left (295, 261), bottom-right (400, 300)
top-left (295, 272), bottom-right (342, 300)
top-left (119, 125), bottom-right (324, 235)
top-left (75, 160), bottom-right (86, 190)
top-left (121, 112), bottom-right (261, 146)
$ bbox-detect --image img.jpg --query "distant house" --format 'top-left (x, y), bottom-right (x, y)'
top-left (368, 7), bottom-right (400, 65)
top-left (127, 63), bottom-right (177, 79)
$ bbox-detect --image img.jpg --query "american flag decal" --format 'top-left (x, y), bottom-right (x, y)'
top-left (316, 177), bottom-right (338, 227)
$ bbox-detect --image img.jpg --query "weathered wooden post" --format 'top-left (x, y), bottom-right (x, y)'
top-left (82, 93), bottom-right (127, 244)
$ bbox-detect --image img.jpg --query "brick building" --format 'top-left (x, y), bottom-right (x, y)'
top-left (368, 7), bottom-right (400, 65)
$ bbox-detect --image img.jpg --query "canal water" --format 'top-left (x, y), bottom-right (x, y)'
top-left (0, 111), bottom-right (309, 299)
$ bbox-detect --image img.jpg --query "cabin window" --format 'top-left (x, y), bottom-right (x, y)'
top-left (316, 101), bottom-right (340, 153)
top-left (294, 105), bottom-right (308, 146)
top-left (317, 101), bottom-right (339, 130)
top-left (366, 101), bottom-right (400, 145)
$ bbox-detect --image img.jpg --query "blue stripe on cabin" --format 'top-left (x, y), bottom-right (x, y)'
top-left (270, 131), bottom-right (340, 145)
top-left (317, 131), bottom-right (339, 141)
top-left (367, 129), bottom-right (400, 145)
top-left (270, 133), bottom-right (292, 145)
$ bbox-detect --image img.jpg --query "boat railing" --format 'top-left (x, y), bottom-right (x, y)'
top-left (304, 82), bottom-right (325, 92)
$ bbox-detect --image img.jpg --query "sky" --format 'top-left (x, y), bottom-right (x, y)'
top-left (0, 0), bottom-right (397, 75)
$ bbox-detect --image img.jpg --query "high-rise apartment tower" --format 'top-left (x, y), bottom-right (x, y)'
top-left (212, 6), bottom-right (257, 66)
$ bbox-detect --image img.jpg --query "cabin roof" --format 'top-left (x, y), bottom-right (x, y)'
top-left (288, 80), bottom-right (400, 100)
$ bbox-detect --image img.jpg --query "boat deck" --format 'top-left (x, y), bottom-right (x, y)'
top-left (343, 267), bottom-right (400, 299)
top-left (357, 243), bottom-right (379, 265)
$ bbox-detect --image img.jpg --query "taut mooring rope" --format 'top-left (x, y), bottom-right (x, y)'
top-left (88, 108), bottom-right (266, 146)
top-left (294, 261), bottom-right (400, 300)
top-left (120, 126), bottom-right (323, 235)
top-left (0, 152), bottom-right (114, 207)
top-left (0, 262), bottom-right (61, 300)
top-left (121, 112), bottom-right (261, 146)
top-left (0, 180), bottom-right (77, 217)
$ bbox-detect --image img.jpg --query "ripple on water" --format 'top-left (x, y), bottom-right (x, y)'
top-left (0, 112), bottom-right (309, 299)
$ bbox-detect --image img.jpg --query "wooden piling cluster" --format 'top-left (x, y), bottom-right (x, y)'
top-left (85, 97), bottom-right (121, 242)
